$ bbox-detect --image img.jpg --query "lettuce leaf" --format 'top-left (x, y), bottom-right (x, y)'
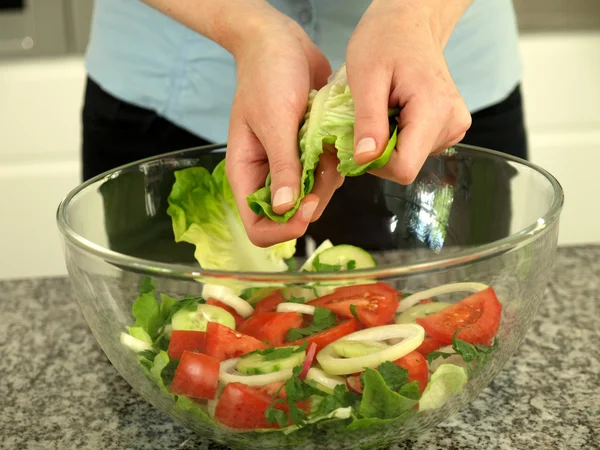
top-left (359, 368), bottom-right (419, 420)
top-left (418, 364), bottom-right (467, 412)
top-left (167, 159), bottom-right (296, 272)
top-left (247, 65), bottom-right (399, 223)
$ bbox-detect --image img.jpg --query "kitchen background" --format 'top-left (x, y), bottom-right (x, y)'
top-left (1, 0), bottom-right (599, 280)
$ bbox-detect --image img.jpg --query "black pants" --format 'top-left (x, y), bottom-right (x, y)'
top-left (82, 77), bottom-right (528, 181)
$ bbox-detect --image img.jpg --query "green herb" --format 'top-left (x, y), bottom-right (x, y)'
top-left (427, 350), bottom-right (454, 364)
top-left (452, 333), bottom-right (497, 375)
top-left (349, 304), bottom-right (359, 321)
top-left (312, 255), bottom-right (342, 272)
top-left (265, 399), bottom-right (289, 428)
top-left (313, 384), bottom-right (361, 417)
top-left (244, 343), bottom-right (308, 361)
top-left (376, 361), bottom-right (409, 391)
top-left (346, 260), bottom-right (357, 270)
top-left (288, 296), bottom-right (306, 304)
top-left (285, 307), bottom-right (337, 342)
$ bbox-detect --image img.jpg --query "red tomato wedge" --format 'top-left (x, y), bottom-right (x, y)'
top-left (204, 322), bottom-right (267, 361)
top-left (416, 287), bottom-right (502, 345)
top-left (167, 330), bottom-right (206, 360)
top-left (415, 336), bottom-right (445, 357)
top-left (170, 351), bottom-right (220, 400)
top-left (286, 319), bottom-right (361, 353)
top-left (307, 283), bottom-right (399, 327)
top-left (215, 382), bottom-right (285, 429)
top-left (206, 298), bottom-right (245, 328)
top-left (393, 351), bottom-right (429, 393)
top-left (238, 312), bottom-right (303, 346)
top-left (253, 291), bottom-right (285, 315)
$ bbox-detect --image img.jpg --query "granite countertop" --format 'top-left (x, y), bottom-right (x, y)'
top-left (2, 246), bottom-right (599, 450)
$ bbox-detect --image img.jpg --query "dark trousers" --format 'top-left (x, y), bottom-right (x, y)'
top-left (81, 77), bottom-right (528, 181)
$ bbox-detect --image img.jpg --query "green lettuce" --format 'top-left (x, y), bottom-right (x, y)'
top-left (418, 364), bottom-right (467, 411)
top-left (167, 160), bottom-right (296, 272)
top-left (358, 368), bottom-right (420, 420)
top-left (247, 65), bottom-right (399, 223)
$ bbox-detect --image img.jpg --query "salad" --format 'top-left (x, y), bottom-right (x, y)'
top-left (119, 160), bottom-right (503, 440)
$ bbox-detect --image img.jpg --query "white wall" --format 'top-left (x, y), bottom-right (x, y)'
top-left (0, 33), bottom-right (599, 280)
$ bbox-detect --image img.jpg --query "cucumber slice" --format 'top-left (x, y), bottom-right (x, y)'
top-left (171, 304), bottom-right (236, 332)
top-left (313, 245), bottom-right (376, 271)
top-left (332, 340), bottom-right (389, 358)
top-left (236, 347), bottom-right (306, 375)
top-left (395, 302), bottom-right (452, 324)
top-left (300, 239), bottom-right (334, 272)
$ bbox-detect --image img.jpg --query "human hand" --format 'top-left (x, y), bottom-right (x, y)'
top-left (226, 12), bottom-right (343, 247)
top-left (346, 0), bottom-right (472, 184)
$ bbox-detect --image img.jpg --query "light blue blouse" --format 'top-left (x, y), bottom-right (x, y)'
top-left (85, 0), bottom-right (522, 143)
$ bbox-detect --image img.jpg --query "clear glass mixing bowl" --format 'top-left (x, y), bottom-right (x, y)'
top-left (56, 143), bottom-right (563, 449)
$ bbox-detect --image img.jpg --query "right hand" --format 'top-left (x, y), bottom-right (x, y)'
top-left (225, 12), bottom-right (343, 247)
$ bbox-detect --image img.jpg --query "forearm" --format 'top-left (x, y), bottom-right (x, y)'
top-left (375, 0), bottom-right (473, 47)
top-left (141, 0), bottom-right (282, 56)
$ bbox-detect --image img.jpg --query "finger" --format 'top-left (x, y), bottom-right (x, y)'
top-left (243, 194), bottom-right (320, 247)
top-left (346, 64), bottom-right (392, 165)
top-left (226, 115), bottom-right (270, 226)
top-left (252, 96), bottom-right (305, 216)
top-left (370, 111), bottom-right (437, 185)
top-left (308, 150), bottom-right (344, 222)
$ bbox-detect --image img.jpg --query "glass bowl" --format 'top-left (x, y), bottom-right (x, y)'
top-left (56, 143), bottom-right (563, 449)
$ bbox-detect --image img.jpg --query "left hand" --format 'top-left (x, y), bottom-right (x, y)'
top-left (346, 0), bottom-right (473, 184)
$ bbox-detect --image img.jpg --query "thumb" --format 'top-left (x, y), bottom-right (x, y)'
top-left (347, 66), bottom-right (392, 165)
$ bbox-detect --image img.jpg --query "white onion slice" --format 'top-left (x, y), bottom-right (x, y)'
top-left (219, 358), bottom-right (294, 386)
top-left (276, 303), bottom-right (316, 315)
top-left (120, 332), bottom-right (153, 353)
top-left (397, 282), bottom-right (489, 313)
top-left (316, 324), bottom-right (425, 375)
top-left (305, 367), bottom-right (345, 390)
top-left (300, 239), bottom-right (333, 272)
top-left (202, 284), bottom-right (254, 318)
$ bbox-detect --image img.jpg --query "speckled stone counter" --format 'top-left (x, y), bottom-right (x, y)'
top-left (2, 246), bottom-right (599, 450)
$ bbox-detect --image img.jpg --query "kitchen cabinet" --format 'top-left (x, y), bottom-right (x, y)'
top-left (0, 32), bottom-right (599, 279)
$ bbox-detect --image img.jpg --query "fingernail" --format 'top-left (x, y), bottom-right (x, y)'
top-left (355, 137), bottom-right (377, 156)
top-left (273, 187), bottom-right (295, 208)
top-left (301, 201), bottom-right (319, 221)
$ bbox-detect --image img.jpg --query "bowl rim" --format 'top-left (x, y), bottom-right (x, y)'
top-left (56, 142), bottom-right (564, 282)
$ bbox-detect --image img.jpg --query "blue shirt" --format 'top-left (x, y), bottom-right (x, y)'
top-left (85, 0), bottom-right (522, 143)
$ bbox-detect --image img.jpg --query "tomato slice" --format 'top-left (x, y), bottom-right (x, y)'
top-left (415, 336), bottom-right (445, 357)
top-left (393, 351), bottom-right (429, 394)
top-left (286, 319), bottom-right (361, 352)
top-left (215, 382), bottom-right (284, 429)
top-left (253, 291), bottom-right (285, 315)
top-left (204, 322), bottom-right (267, 361)
top-left (238, 312), bottom-right (303, 346)
top-left (206, 299), bottom-right (245, 328)
top-left (170, 351), bottom-right (220, 400)
top-left (167, 330), bottom-right (206, 360)
top-left (416, 287), bottom-right (502, 345)
top-left (308, 283), bottom-right (399, 327)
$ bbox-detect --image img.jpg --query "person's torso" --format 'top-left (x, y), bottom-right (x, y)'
top-left (85, 0), bottom-right (522, 143)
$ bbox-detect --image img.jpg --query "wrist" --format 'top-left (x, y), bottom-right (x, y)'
top-left (210, 2), bottom-right (294, 58)
top-left (371, 0), bottom-right (472, 48)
